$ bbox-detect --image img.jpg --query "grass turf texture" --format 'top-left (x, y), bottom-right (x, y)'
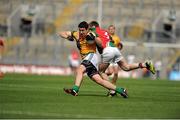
top-left (0, 73), bottom-right (180, 119)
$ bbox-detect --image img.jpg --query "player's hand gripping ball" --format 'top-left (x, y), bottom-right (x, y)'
top-left (86, 32), bottom-right (96, 44)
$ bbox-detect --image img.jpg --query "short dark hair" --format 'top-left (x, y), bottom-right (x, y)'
top-left (89, 21), bottom-right (99, 28)
top-left (78, 21), bottom-right (89, 30)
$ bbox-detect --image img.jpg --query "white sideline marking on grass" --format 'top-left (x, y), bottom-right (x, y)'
top-left (1, 110), bottom-right (99, 118)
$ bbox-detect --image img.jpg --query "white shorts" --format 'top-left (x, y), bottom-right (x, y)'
top-left (101, 47), bottom-right (123, 63)
top-left (83, 53), bottom-right (99, 70)
top-left (69, 60), bottom-right (80, 67)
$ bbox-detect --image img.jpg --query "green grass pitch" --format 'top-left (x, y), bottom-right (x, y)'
top-left (0, 73), bottom-right (180, 119)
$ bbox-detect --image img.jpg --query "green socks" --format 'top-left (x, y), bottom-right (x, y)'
top-left (115, 87), bottom-right (124, 94)
top-left (72, 85), bottom-right (123, 94)
top-left (72, 85), bottom-right (79, 93)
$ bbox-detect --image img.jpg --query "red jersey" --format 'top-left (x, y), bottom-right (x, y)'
top-left (71, 50), bottom-right (79, 60)
top-left (95, 27), bottom-right (111, 48)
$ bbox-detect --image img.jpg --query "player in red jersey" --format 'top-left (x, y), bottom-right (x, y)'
top-left (89, 22), bottom-right (111, 54)
top-left (89, 21), bottom-right (156, 96)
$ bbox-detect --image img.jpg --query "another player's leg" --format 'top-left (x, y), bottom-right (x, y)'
top-left (99, 49), bottom-right (124, 97)
top-left (117, 58), bottom-right (156, 74)
top-left (107, 64), bottom-right (119, 97)
top-left (99, 62), bottom-right (110, 81)
top-left (117, 58), bottom-right (140, 71)
top-left (105, 64), bottom-right (113, 76)
top-left (111, 64), bottom-right (119, 85)
top-left (99, 63), bottom-right (117, 97)
top-left (85, 58), bottom-right (128, 98)
top-left (91, 74), bottom-right (128, 98)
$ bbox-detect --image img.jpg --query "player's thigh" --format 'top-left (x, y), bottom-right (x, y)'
top-left (77, 64), bottom-right (86, 73)
top-left (91, 73), bottom-right (104, 83)
top-left (99, 62), bottom-right (109, 72)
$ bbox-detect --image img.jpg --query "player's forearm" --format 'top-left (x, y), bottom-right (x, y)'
top-left (118, 42), bottom-right (123, 50)
top-left (59, 31), bottom-right (69, 39)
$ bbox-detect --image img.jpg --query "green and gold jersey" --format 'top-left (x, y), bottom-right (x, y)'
top-left (72, 31), bottom-right (96, 59)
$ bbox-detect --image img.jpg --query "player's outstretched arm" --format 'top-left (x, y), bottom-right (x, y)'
top-left (58, 31), bottom-right (72, 40)
top-left (59, 31), bottom-right (71, 39)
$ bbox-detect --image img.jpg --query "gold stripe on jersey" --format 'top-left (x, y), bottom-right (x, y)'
top-left (72, 31), bottom-right (96, 59)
